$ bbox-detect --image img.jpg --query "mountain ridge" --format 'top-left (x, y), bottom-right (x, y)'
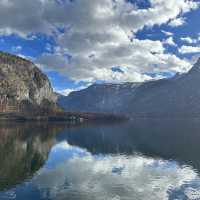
top-left (58, 58), bottom-right (200, 117)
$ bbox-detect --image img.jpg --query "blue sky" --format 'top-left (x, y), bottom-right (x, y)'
top-left (0, 0), bottom-right (199, 95)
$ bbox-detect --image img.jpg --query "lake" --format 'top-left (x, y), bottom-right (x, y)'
top-left (0, 119), bottom-right (200, 200)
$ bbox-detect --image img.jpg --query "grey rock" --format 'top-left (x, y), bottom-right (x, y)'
top-left (0, 52), bottom-right (57, 113)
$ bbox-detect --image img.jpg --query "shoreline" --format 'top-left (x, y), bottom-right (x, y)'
top-left (0, 112), bottom-right (128, 122)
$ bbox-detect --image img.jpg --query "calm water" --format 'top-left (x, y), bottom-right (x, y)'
top-left (1, 119), bottom-right (200, 199)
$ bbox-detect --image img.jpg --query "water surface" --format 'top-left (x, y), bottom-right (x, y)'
top-left (0, 119), bottom-right (200, 199)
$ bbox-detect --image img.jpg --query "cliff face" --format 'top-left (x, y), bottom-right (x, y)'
top-left (0, 52), bottom-right (57, 114)
top-left (58, 58), bottom-right (200, 117)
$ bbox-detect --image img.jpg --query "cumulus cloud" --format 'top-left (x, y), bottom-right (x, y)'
top-left (0, 0), bottom-right (199, 83)
top-left (38, 38), bottom-right (169, 82)
top-left (0, 0), bottom-right (198, 36)
top-left (38, 39), bottom-right (191, 82)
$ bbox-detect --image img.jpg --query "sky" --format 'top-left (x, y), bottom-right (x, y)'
top-left (0, 0), bottom-right (200, 95)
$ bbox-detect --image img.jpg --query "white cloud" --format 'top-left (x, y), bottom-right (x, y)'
top-left (0, 0), bottom-right (196, 37)
top-left (56, 85), bottom-right (90, 96)
top-left (0, 0), bottom-right (198, 82)
top-left (181, 37), bottom-right (198, 44)
top-left (168, 17), bottom-right (186, 27)
top-left (163, 37), bottom-right (177, 46)
top-left (179, 46), bottom-right (200, 54)
top-left (161, 30), bottom-right (173, 36)
top-left (56, 88), bottom-right (75, 96)
top-left (38, 36), bottom-right (191, 82)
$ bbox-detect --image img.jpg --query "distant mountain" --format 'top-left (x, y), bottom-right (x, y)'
top-left (58, 82), bottom-right (141, 113)
top-left (0, 51), bottom-right (61, 117)
top-left (58, 58), bottom-right (200, 117)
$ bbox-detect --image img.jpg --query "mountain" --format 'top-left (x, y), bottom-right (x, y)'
top-left (58, 82), bottom-right (141, 113)
top-left (0, 51), bottom-right (61, 117)
top-left (0, 52), bottom-right (125, 121)
top-left (58, 58), bottom-right (200, 117)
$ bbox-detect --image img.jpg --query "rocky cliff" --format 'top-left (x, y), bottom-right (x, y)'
top-left (0, 51), bottom-right (58, 115)
top-left (58, 58), bottom-right (200, 117)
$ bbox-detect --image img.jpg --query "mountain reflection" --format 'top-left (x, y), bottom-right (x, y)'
top-left (57, 119), bottom-right (200, 173)
top-left (1, 119), bottom-right (200, 199)
top-left (0, 122), bottom-right (66, 191)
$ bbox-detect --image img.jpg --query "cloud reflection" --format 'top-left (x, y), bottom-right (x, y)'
top-left (30, 141), bottom-right (200, 200)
